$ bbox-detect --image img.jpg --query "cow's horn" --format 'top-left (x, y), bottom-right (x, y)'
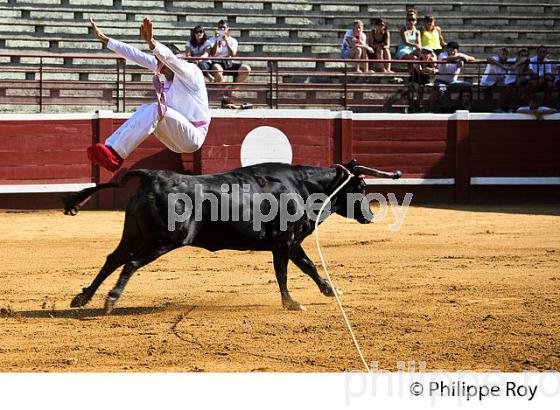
top-left (353, 166), bottom-right (402, 179)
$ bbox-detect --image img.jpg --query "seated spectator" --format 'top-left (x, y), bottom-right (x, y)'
top-left (504, 48), bottom-right (532, 108)
top-left (413, 47), bottom-right (439, 111)
top-left (395, 12), bottom-right (421, 60)
top-left (420, 15), bottom-right (446, 55)
top-left (341, 20), bottom-right (373, 73)
top-left (185, 25), bottom-right (212, 79)
top-left (208, 19), bottom-right (251, 82)
top-left (434, 41), bottom-right (476, 112)
top-left (528, 45), bottom-right (554, 104)
top-left (481, 47), bottom-right (512, 88)
top-left (413, 47), bottom-right (438, 84)
top-left (481, 47), bottom-right (514, 111)
top-left (384, 47), bottom-right (437, 112)
top-left (367, 18), bottom-right (393, 73)
top-left (505, 48), bottom-right (531, 86)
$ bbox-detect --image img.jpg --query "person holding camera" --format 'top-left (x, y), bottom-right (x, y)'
top-left (207, 19), bottom-right (251, 82)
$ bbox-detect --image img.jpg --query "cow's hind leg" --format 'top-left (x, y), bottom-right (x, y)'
top-left (104, 243), bottom-right (177, 314)
top-left (70, 245), bottom-right (133, 308)
top-left (71, 212), bottom-right (142, 308)
top-left (272, 244), bottom-right (306, 311)
top-left (289, 245), bottom-right (341, 297)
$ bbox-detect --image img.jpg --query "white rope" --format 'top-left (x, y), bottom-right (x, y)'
top-left (314, 173), bottom-right (371, 372)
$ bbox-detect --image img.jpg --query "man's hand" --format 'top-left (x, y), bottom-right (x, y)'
top-left (90, 17), bottom-right (109, 45)
top-left (140, 18), bottom-right (156, 49)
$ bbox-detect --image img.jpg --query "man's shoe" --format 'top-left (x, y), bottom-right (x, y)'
top-left (87, 143), bottom-right (123, 172)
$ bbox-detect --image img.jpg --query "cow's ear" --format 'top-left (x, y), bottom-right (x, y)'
top-left (345, 158), bottom-right (358, 171)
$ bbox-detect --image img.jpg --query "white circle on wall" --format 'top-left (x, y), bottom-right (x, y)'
top-left (240, 126), bottom-right (293, 166)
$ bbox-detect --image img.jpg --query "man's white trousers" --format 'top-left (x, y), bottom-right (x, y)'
top-left (105, 103), bottom-right (208, 158)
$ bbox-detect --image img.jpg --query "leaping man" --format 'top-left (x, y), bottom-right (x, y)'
top-left (87, 17), bottom-right (210, 172)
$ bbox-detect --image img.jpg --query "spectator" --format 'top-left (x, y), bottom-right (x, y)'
top-left (414, 47), bottom-right (438, 83)
top-left (395, 12), bottom-right (421, 60)
top-left (504, 48), bottom-right (532, 108)
top-left (434, 41), bottom-right (476, 112)
top-left (185, 25), bottom-right (212, 79)
top-left (528, 45), bottom-right (554, 104)
top-left (420, 15), bottom-right (446, 55)
top-left (384, 47), bottom-right (437, 112)
top-left (505, 48), bottom-right (531, 86)
top-left (341, 20), bottom-right (373, 73)
top-left (481, 47), bottom-right (514, 111)
top-left (481, 47), bottom-right (511, 87)
top-left (367, 18), bottom-right (393, 73)
top-left (413, 46), bottom-right (439, 111)
top-left (208, 19), bottom-right (251, 82)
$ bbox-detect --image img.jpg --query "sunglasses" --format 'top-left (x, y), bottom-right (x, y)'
top-left (407, 18), bottom-right (417, 22)
top-left (195, 30), bottom-right (204, 34)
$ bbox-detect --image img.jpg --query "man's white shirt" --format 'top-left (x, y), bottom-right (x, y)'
top-left (107, 38), bottom-right (210, 125)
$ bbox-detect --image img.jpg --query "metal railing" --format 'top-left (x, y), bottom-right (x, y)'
top-left (0, 53), bottom-right (557, 113)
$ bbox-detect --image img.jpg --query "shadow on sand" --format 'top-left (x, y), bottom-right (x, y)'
top-left (17, 306), bottom-right (167, 320)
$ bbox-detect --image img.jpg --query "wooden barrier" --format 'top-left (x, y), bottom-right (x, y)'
top-left (0, 110), bottom-right (559, 208)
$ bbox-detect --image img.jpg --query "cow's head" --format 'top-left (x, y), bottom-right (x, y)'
top-left (332, 159), bottom-right (401, 224)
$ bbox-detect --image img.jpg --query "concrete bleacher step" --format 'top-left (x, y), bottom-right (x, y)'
top-left (1, 0), bottom-right (559, 113)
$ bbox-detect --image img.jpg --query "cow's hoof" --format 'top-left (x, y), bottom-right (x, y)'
top-left (104, 296), bottom-right (117, 315)
top-left (283, 300), bottom-right (307, 311)
top-left (70, 289), bottom-right (89, 308)
top-left (321, 285), bottom-right (343, 297)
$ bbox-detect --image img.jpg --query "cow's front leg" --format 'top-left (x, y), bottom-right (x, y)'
top-left (289, 245), bottom-right (342, 297)
top-left (272, 244), bottom-right (306, 311)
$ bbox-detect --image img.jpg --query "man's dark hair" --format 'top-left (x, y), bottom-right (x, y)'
top-left (217, 19), bottom-right (229, 27)
top-left (163, 43), bottom-right (181, 55)
top-left (447, 41), bottom-right (459, 50)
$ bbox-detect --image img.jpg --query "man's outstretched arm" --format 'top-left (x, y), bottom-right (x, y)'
top-left (140, 18), bottom-right (200, 85)
top-left (90, 17), bottom-right (157, 72)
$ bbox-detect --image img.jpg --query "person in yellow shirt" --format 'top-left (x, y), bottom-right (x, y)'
top-left (420, 15), bottom-right (446, 55)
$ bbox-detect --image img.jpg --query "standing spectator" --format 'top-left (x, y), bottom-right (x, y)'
top-left (208, 19), bottom-right (251, 83)
top-left (529, 45), bottom-right (554, 104)
top-left (367, 18), bottom-right (393, 73)
top-left (420, 15), bottom-right (446, 55)
top-left (481, 47), bottom-right (514, 111)
top-left (185, 26), bottom-right (212, 79)
top-left (395, 12), bottom-right (421, 60)
top-left (341, 20), bottom-right (373, 73)
top-left (434, 41), bottom-right (476, 111)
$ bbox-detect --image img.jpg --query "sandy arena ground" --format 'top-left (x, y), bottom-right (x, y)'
top-left (0, 205), bottom-right (559, 372)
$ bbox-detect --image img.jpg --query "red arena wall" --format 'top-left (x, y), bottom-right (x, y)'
top-left (0, 110), bottom-right (559, 209)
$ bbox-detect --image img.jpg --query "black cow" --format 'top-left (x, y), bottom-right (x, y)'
top-left (63, 160), bottom-right (400, 313)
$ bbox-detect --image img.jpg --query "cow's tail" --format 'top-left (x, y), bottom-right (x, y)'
top-left (62, 169), bottom-right (153, 216)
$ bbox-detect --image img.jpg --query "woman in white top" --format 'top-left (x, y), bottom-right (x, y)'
top-left (185, 25), bottom-right (212, 78)
top-left (341, 20), bottom-right (374, 73)
top-left (86, 18), bottom-right (210, 173)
